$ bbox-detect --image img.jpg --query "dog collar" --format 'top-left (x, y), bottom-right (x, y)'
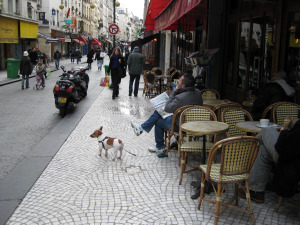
top-left (98, 136), bottom-right (110, 150)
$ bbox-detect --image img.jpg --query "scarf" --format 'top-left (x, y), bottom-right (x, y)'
top-left (112, 54), bottom-right (120, 69)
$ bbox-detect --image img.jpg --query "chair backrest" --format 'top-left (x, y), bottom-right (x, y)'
top-left (273, 102), bottom-right (300, 126)
top-left (169, 70), bottom-right (181, 84)
top-left (201, 89), bottom-right (220, 100)
top-left (179, 106), bottom-right (217, 140)
top-left (151, 67), bottom-right (163, 75)
top-left (261, 102), bottom-right (279, 121)
top-left (212, 102), bottom-right (242, 121)
top-left (144, 71), bottom-right (157, 85)
top-left (170, 105), bottom-right (195, 133)
top-left (206, 136), bottom-right (260, 179)
top-left (166, 67), bottom-right (176, 76)
top-left (221, 108), bottom-right (253, 137)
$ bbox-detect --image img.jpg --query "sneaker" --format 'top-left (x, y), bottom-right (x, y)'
top-left (238, 187), bottom-right (264, 203)
top-left (131, 120), bottom-right (143, 136)
top-left (148, 146), bottom-right (166, 153)
top-left (157, 153), bottom-right (168, 158)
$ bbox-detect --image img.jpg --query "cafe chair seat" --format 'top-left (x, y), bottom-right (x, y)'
top-left (198, 136), bottom-right (260, 225)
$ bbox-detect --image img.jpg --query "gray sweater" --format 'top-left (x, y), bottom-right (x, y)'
top-left (165, 87), bottom-right (203, 125)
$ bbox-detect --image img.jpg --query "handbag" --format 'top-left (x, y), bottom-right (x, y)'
top-left (46, 71), bottom-right (51, 77)
top-left (118, 65), bottom-right (126, 78)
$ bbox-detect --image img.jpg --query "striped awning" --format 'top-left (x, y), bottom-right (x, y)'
top-left (38, 32), bottom-right (58, 44)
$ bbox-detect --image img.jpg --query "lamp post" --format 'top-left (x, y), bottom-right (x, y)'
top-left (113, 1), bottom-right (120, 49)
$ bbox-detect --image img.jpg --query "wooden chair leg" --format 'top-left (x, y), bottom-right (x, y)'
top-left (245, 181), bottom-right (255, 224)
top-left (235, 183), bottom-right (239, 206)
top-left (214, 183), bottom-right (222, 225)
top-left (275, 196), bottom-right (283, 212)
top-left (179, 152), bottom-right (186, 185)
top-left (198, 174), bottom-right (206, 210)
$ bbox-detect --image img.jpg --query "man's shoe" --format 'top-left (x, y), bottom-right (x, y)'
top-left (148, 146), bottom-right (166, 153)
top-left (131, 120), bottom-right (143, 136)
top-left (22, 86), bottom-right (24, 90)
top-left (157, 153), bottom-right (168, 158)
top-left (191, 188), bottom-right (201, 199)
top-left (112, 96), bottom-right (115, 99)
top-left (238, 188), bottom-right (264, 203)
top-left (129, 92), bottom-right (132, 96)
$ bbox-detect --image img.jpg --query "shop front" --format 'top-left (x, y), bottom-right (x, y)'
top-left (222, 0), bottom-right (300, 104)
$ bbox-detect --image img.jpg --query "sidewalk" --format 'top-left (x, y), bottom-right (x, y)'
top-left (3, 71), bottom-right (300, 224)
top-left (0, 57), bottom-right (87, 87)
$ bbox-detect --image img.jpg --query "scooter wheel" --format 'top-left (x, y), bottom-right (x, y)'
top-left (59, 107), bottom-right (67, 117)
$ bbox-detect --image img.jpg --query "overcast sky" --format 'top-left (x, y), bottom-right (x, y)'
top-left (118, 0), bottom-right (144, 19)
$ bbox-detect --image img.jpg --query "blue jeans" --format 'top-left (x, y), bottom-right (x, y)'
top-left (141, 110), bottom-right (174, 149)
top-left (97, 60), bottom-right (103, 70)
top-left (129, 74), bottom-right (141, 96)
top-left (21, 74), bottom-right (29, 88)
top-left (248, 127), bottom-right (279, 192)
top-left (55, 59), bottom-right (60, 69)
top-left (71, 56), bottom-right (75, 62)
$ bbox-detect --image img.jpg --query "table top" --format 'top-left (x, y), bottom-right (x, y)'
top-left (242, 100), bottom-right (254, 107)
top-left (203, 99), bottom-right (230, 108)
top-left (181, 121), bottom-right (229, 135)
top-left (156, 75), bottom-right (169, 79)
top-left (236, 121), bottom-right (280, 133)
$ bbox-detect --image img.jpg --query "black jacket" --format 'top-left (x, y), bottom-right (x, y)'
top-left (87, 51), bottom-right (94, 63)
top-left (107, 54), bottom-right (125, 74)
top-left (272, 120), bottom-right (300, 197)
top-left (54, 51), bottom-right (61, 60)
top-left (94, 51), bottom-right (104, 60)
top-left (29, 51), bottom-right (38, 64)
top-left (19, 56), bottom-right (32, 75)
top-left (251, 82), bottom-right (294, 120)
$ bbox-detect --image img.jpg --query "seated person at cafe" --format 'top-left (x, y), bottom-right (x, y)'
top-left (251, 70), bottom-right (295, 120)
top-left (131, 73), bottom-right (203, 157)
top-left (239, 117), bottom-right (300, 203)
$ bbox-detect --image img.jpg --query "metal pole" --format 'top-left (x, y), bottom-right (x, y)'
top-left (113, 0), bottom-right (116, 49)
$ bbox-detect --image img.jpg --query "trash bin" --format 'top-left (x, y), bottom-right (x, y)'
top-left (104, 65), bottom-right (111, 75)
top-left (6, 58), bottom-right (21, 79)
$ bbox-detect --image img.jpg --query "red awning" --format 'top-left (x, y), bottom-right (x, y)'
top-left (80, 35), bottom-right (88, 44)
top-left (73, 39), bottom-right (84, 45)
top-left (58, 38), bottom-right (65, 42)
top-left (154, 0), bottom-right (205, 31)
top-left (145, 0), bottom-right (171, 30)
top-left (91, 38), bottom-right (101, 45)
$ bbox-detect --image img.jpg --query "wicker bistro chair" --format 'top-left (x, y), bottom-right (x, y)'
top-left (198, 136), bottom-right (260, 225)
top-left (178, 106), bottom-right (217, 185)
top-left (151, 67), bottom-right (163, 76)
top-left (272, 102), bottom-right (300, 126)
top-left (166, 67), bottom-right (176, 76)
top-left (212, 102), bottom-right (242, 121)
top-left (143, 71), bottom-right (158, 98)
top-left (201, 89), bottom-right (221, 101)
top-left (167, 70), bottom-right (182, 90)
top-left (165, 105), bottom-right (195, 164)
top-left (261, 102), bottom-right (280, 121)
top-left (221, 108), bottom-right (253, 137)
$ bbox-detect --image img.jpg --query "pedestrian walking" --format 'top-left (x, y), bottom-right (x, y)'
top-left (19, 51), bottom-right (32, 89)
top-left (106, 47), bottom-right (125, 99)
top-left (38, 53), bottom-right (49, 79)
top-left (94, 47), bottom-right (105, 70)
top-left (53, 49), bottom-right (61, 70)
top-left (87, 49), bottom-right (94, 69)
top-left (70, 47), bottom-right (75, 63)
top-left (29, 47), bottom-right (38, 70)
top-left (74, 49), bottom-right (82, 64)
top-left (127, 46), bottom-right (144, 97)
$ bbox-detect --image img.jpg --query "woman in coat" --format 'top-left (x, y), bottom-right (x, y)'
top-left (87, 49), bottom-right (94, 69)
top-left (19, 51), bottom-right (33, 89)
top-left (106, 47), bottom-right (125, 99)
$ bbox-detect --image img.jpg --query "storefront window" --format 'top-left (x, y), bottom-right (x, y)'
top-left (286, 10), bottom-right (300, 85)
top-left (225, 23), bottom-right (236, 83)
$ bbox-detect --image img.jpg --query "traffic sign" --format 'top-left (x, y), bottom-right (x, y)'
top-left (109, 24), bottom-right (119, 35)
top-left (65, 19), bottom-right (72, 24)
top-left (62, 25), bottom-right (69, 29)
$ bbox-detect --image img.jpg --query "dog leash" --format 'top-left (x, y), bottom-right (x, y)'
top-left (124, 149), bottom-right (137, 157)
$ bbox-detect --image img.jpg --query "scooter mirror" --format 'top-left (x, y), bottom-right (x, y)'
top-left (60, 66), bottom-right (65, 70)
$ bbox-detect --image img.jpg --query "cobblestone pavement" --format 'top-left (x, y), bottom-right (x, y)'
top-left (5, 72), bottom-right (300, 224)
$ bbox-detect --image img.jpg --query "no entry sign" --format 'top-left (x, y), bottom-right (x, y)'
top-left (109, 24), bottom-right (119, 35)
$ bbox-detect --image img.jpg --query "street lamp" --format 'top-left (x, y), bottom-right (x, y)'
top-left (113, 0), bottom-right (120, 49)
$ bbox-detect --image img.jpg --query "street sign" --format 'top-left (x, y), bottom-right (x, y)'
top-left (62, 25), bottom-right (68, 29)
top-left (109, 24), bottom-right (119, 35)
top-left (65, 19), bottom-right (72, 24)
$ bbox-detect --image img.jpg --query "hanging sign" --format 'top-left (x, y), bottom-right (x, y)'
top-left (65, 19), bottom-right (72, 24)
top-left (109, 24), bottom-right (119, 35)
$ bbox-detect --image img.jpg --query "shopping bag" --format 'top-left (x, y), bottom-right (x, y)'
top-left (46, 71), bottom-right (51, 77)
top-left (100, 76), bottom-right (107, 86)
top-left (106, 75), bottom-right (111, 87)
top-left (118, 65), bottom-right (126, 78)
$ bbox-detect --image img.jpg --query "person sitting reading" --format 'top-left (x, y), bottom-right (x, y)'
top-left (131, 73), bottom-right (203, 157)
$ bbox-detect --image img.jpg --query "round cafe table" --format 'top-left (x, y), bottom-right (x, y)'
top-left (181, 121), bottom-right (229, 163)
top-left (236, 121), bottom-right (280, 134)
top-left (203, 99), bottom-right (230, 108)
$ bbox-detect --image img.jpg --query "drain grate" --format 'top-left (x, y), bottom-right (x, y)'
top-left (125, 165), bottom-right (143, 175)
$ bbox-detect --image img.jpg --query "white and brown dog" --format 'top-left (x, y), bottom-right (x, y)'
top-left (90, 126), bottom-right (123, 161)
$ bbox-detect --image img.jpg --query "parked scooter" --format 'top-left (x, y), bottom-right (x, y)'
top-left (53, 65), bottom-right (90, 116)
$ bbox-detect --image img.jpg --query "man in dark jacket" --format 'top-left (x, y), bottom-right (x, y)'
top-left (251, 71), bottom-right (295, 120)
top-left (127, 46), bottom-right (144, 97)
top-left (239, 118), bottom-right (300, 203)
top-left (131, 73), bottom-right (203, 155)
top-left (29, 47), bottom-right (39, 69)
top-left (53, 49), bottom-right (62, 70)
top-left (19, 51), bottom-right (33, 89)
